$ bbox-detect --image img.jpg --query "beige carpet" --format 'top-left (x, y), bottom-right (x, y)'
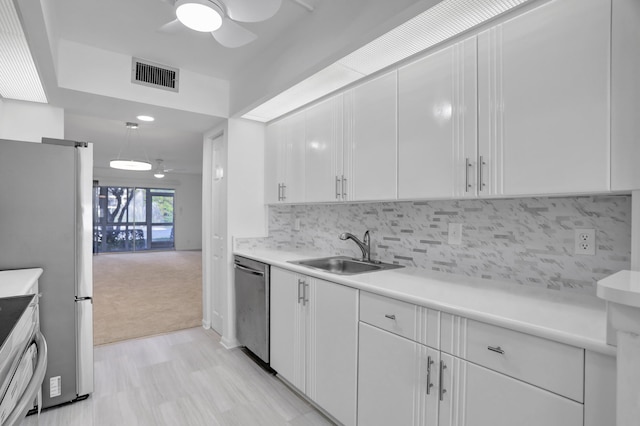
top-left (92, 250), bottom-right (202, 345)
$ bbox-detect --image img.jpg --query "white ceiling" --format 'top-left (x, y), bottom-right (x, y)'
top-left (12, 0), bottom-right (440, 175)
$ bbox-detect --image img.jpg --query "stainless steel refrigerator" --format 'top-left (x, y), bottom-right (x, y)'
top-left (0, 138), bottom-right (94, 409)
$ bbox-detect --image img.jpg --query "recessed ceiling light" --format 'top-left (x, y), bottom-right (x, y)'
top-left (136, 115), bottom-right (155, 122)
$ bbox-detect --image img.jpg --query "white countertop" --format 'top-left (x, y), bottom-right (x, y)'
top-left (597, 270), bottom-right (640, 309)
top-left (0, 268), bottom-right (43, 297)
top-left (235, 248), bottom-right (614, 356)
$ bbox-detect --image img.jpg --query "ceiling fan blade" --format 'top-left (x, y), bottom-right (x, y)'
top-left (158, 19), bottom-right (183, 34)
top-left (223, 0), bottom-right (282, 23)
top-left (211, 19), bottom-right (257, 48)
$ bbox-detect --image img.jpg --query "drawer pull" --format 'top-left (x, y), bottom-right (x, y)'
top-left (487, 345), bottom-right (505, 355)
top-left (384, 314), bottom-right (396, 320)
top-left (426, 356), bottom-right (434, 395)
top-left (439, 360), bottom-right (447, 401)
top-left (297, 279), bottom-right (305, 304)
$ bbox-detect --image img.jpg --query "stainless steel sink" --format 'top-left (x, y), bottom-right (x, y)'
top-left (289, 256), bottom-right (403, 275)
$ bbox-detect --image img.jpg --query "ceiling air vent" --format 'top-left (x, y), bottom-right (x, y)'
top-left (131, 58), bottom-right (179, 92)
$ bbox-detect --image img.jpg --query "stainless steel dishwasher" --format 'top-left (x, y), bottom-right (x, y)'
top-left (234, 255), bottom-right (270, 364)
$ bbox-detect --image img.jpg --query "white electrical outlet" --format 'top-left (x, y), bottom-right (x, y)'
top-left (50, 376), bottom-right (61, 398)
top-left (448, 223), bottom-right (462, 245)
top-left (574, 228), bottom-right (596, 255)
top-left (293, 218), bottom-right (301, 231)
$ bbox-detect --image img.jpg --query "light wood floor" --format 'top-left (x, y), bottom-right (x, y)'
top-left (23, 327), bottom-right (333, 426)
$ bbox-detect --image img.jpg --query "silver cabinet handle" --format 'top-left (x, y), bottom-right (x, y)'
top-left (384, 314), bottom-right (396, 320)
top-left (281, 184), bottom-right (286, 201)
top-left (439, 360), bottom-right (447, 401)
top-left (335, 176), bottom-right (341, 200)
top-left (465, 158), bottom-right (472, 192)
top-left (297, 279), bottom-right (304, 304)
top-left (426, 356), bottom-right (434, 395)
top-left (304, 282), bottom-right (309, 305)
top-left (341, 175), bottom-right (347, 199)
top-left (479, 155), bottom-right (486, 190)
top-left (487, 345), bottom-right (505, 355)
top-left (277, 183), bottom-right (282, 201)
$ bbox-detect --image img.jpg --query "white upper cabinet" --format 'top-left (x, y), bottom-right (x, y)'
top-left (398, 37), bottom-right (478, 200)
top-left (304, 95), bottom-right (344, 203)
top-left (611, 0), bottom-right (640, 191)
top-left (478, 0), bottom-right (611, 196)
top-left (264, 112), bottom-right (306, 204)
top-left (264, 121), bottom-right (282, 204)
top-left (345, 71), bottom-right (398, 202)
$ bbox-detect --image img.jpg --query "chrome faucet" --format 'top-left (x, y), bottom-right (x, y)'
top-left (339, 230), bottom-right (371, 262)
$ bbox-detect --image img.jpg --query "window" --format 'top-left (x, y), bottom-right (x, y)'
top-left (93, 186), bottom-right (175, 253)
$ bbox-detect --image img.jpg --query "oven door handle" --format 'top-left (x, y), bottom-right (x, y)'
top-left (234, 264), bottom-right (265, 277)
top-left (4, 331), bottom-right (48, 426)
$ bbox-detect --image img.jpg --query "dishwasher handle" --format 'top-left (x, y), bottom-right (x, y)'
top-left (234, 263), bottom-right (265, 277)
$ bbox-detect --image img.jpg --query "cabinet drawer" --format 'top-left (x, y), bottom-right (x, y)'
top-left (360, 291), bottom-right (417, 341)
top-left (465, 319), bottom-right (584, 402)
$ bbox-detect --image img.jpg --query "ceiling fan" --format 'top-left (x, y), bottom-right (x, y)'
top-left (153, 159), bottom-right (179, 178)
top-left (158, 0), bottom-right (282, 48)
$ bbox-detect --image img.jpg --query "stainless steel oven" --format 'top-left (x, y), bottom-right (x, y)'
top-left (234, 256), bottom-right (270, 364)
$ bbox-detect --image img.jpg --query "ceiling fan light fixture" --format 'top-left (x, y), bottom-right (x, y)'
top-left (176, 0), bottom-right (223, 32)
top-left (154, 171), bottom-right (166, 178)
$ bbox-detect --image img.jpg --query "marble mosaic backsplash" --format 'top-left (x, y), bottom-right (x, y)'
top-left (236, 195), bottom-right (631, 296)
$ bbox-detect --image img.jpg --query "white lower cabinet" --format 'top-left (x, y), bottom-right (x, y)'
top-left (271, 269), bottom-right (614, 426)
top-left (270, 267), bottom-right (358, 426)
top-left (358, 322), bottom-right (440, 426)
top-left (441, 353), bottom-right (583, 426)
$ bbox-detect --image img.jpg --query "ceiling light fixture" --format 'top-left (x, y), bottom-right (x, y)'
top-left (175, 0), bottom-right (223, 32)
top-left (109, 122), bottom-right (152, 171)
top-left (136, 115), bottom-right (155, 122)
top-left (0, 0), bottom-right (48, 103)
top-left (153, 159), bottom-right (166, 178)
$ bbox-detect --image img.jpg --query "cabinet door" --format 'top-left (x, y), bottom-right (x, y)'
top-left (398, 37), bottom-right (477, 200)
top-left (281, 112), bottom-right (306, 203)
top-left (264, 121), bottom-right (284, 204)
top-left (478, 0), bottom-right (610, 196)
top-left (305, 95), bottom-right (344, 203)
top-left (346, 71), bottom-right (397, 201)
top-left (462, 359), bottom-right (583, 426)
top-left (307, 279), bottom-right (358, 426)
top-left (270, 267), bottom-right (306, 391)
top-left (358, 322), bottom-right (438, 426)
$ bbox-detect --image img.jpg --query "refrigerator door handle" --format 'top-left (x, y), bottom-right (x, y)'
top-left (75, 299), bottom-right (94, 396)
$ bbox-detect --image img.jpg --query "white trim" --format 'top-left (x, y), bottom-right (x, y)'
top-left (632, 190), bottom-right (640, 271)
top-left (220, 336), bottom-right (240, 349)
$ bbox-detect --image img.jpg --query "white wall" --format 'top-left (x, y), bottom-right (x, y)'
top-left (201, 118), bottom-right (266, 346)
top-left (0, 99), bottom-right (64, 142)
top-left (57, 40), bottom-right (229, 118)
top-left (93, 167), bottom-right (202, 250)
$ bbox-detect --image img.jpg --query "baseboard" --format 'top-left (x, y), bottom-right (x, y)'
top-left (220, 336), bottom-right (240, 349)
top-left (201, 319), bottom-right (211, 329)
